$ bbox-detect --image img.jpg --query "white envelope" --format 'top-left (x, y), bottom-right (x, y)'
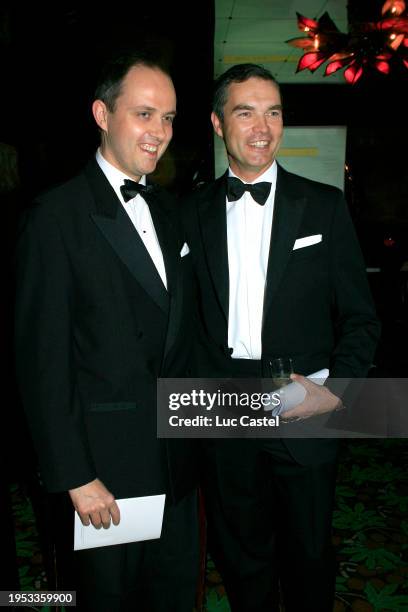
top-left (74, 494), bottom-right (165, 550)
top-left (293, 234), bottom-right (322, 250)
top-left (180, 242), bottom-right (190, 257)
top-left (272, 368), bottom-right (329, 415)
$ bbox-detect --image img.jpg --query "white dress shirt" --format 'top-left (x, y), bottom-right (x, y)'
top-left (227, 162), bottom-right (277, 359)
top-left (96, 150), bottom-right (167, 289)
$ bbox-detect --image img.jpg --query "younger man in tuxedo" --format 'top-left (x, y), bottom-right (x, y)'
top-left (182, 63), bottom-right (380, 611)
top-left (15, 52), bottom-right (198, 611)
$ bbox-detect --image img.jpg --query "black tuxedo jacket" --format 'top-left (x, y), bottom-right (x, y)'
top-left (15, 159), bottom-right (197, 501)
top-left (182, 165), bottom-right (381, 463)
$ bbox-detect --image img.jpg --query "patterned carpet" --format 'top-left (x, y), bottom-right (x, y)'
top-left (10, 440), bottom-right (408, 611)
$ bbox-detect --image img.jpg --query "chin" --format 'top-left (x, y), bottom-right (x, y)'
top-left (143, 163), bottom-right (158, 175)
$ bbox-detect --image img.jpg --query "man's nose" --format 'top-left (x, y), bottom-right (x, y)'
top-left (252, 113), bottom-right (269, 132)
top-left (148, 117), bottom-right (166, 140)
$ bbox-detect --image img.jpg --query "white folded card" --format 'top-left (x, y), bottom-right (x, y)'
top-left (264, 368), bottom-right (329, 416)
top-left (74, 494), bottom-right (165, 551)
top-left (293, 234), bottom-right (322, 250)
top-left (180, 242), bottom-right (190, 257)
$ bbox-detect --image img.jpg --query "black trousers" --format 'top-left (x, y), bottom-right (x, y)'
top-left (74, 491), bottom-right (199, 612)
top-left (203, 438), bottom-right (338, 612)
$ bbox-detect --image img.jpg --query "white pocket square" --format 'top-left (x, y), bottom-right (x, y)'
top-left (180, 242), bottom-right (190, 257)
top-left (293, 234), bottom-right (322, 250)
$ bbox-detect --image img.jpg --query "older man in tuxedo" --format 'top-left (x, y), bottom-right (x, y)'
top-left (182, 64), bottom-right (380, 611)
top-left (15, 52), bottom-right (198, 611)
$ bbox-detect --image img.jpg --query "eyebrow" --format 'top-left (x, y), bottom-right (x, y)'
top-left (133, 105), bottom-right (177, 115)
top-left (231, 103), bottom-right (282, 112)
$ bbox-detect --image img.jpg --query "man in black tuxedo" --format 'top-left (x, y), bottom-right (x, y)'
top-left (15, 52), bottom-right (198, 611)
top-left (182, 64), bottom-right (380, 611)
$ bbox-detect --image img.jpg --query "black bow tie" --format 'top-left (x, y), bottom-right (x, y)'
top-left (226, 177), bottom-right (271, 206)
top-left (120, 179), bottom-right (156, 203)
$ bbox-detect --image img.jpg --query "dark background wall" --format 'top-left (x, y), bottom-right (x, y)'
top-left (0, 2), bottom-right (215, 197)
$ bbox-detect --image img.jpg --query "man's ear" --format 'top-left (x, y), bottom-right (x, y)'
top-left (92, 100), bottom-right (108, 131)
top-left (211, 112), bottom-right (224, 139)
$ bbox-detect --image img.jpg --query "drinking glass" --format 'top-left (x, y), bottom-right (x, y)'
top-left (269, 357), bottom-right (294, 390)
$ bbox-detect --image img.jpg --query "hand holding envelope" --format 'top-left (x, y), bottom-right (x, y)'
top-left (281, 372), bottom-right (341, 422)
top-left (74, 495), bottom-right (166, 551)
top-left (69, 478), bottom-right (120, 529)
top-left (265, 368), bottom-right (340, 421)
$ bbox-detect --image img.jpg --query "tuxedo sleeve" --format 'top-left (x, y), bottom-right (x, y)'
top-left (328, 192), bottom-right (380, 380)
top-left (15, 203), bottom-right (96, 492)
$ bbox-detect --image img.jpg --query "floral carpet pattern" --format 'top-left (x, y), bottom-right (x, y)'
top-left (11, 440), bottom-right (408, 611)
top-left (204, 440), bottom-right (408, 612)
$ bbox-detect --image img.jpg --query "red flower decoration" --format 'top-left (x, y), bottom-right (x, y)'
top-left (375, 60), bottom-right (391, 73)
top-left (296, 52), bottom-right (327, 72)
top-left (382, 0), bottom-right (406, 16)
top-left (286, 1), bottom-right (408, 83)
top-left (296, 13), bottom-right (319, 35)
top-left (324, 56), bottom-right (354, 76)
top-left (344, 62), bottom-right (364, 84)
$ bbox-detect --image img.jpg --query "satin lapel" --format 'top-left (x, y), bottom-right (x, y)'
top-left (85, 160), bottom-right (169, 314)
top-left (263, 166), bottom-right (306, 320)
top-left (198, 177), bottom-right (229, 322)
top-left (147, 191), bottom-right (182, 361)
top-left (147, 190), bottom-right (178, 297)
